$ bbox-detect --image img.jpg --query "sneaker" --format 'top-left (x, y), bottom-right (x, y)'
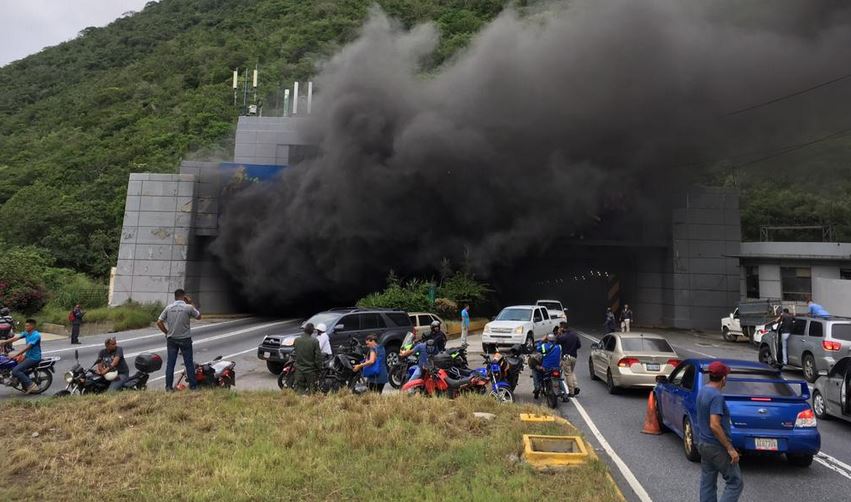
top-left (26, 383), bottom-right (39, 394)
top-left (572, 387), bottom-right (580, 396)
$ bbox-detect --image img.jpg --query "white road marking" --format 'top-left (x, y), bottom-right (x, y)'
top-left (579, 332), bottom-right (715, 358)
top-left (42, 318), bottom-right (249, 354)
top-left (122, 320), bottom-right (292, 359)
top-left (570, 398), bottom-right (653, 502)
top-left (815, 453), bottom-right (851, 482)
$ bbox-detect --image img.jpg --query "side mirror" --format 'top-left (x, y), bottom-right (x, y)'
top-left (335, 324), bottom-right (345, 331)
top-left (655, 375), bottom-right (668, 384)
top-left (591, 343), bottom-right (600, 350)
top-left (491, 316), bottom-right (496, 321)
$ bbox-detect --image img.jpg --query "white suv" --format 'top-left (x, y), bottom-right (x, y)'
top-left (482, 305), bottom-right (557, 353)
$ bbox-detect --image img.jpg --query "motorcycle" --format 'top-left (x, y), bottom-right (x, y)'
top-left (319, 337), bottom-right (367, 394)
top-left (402, 359), bottom-right (489, 398)
top-left (176, 355), bottom-right (236, 390)
top-left (55, 350), bottom-right (162, 396)
top-left (0, 353), bottom-right (60, 394)
top-left (540, 367), bottom-right (564, 409)
top-left (276, 354), bottom-right (296, 389)
top-left (479, 354), bottom-right (514, 403)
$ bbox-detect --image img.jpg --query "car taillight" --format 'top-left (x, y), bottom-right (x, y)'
top-left (618, 357), bottom-right (640, 367)
top-left (666, 359), bottom-right (681, 368)
top-left (795, 408), bottom-right (817, 428)
top-left (822, 340), bottom-right (842, 351)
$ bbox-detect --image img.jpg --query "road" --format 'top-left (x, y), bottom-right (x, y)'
top-left (4, 318), bottom-right (851, 501)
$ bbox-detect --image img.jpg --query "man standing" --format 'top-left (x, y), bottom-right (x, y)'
top-left (97, 337), bottom-right (130, 392)
top-left (0, 319), bottom-right (42, 393)
top-left (620, 304), bottom-right (634, 332)
top-left (696, 361), bottom-right (743, 502)
top-left (604, 308), bottom-right (617, 333)
top-left (70, 304), bottom-right (85, 344)
top-left (460, 305), bottom-right (471, 345)
top-left (314, 323), bottom-right (333, 357)
top-left (157, 289), bottom-right (201, 391)
top-left (292, 323), bottom-right (324, 394)
top-left (557, 321), bottom-right (581, 397)
top-left (772, 308), bottom-right (794, 366)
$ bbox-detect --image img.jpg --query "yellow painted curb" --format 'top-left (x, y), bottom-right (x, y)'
top-left (519, 413), bottom-right (573, 427)
top-left (522, 434), bottom-right (590, 468)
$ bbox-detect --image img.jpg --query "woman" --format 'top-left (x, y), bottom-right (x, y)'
top-left (354, 334), bottom-right (388, 393)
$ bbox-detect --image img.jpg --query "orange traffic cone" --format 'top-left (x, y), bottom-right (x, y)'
top-left (641, 391), bottom-right (662, 435)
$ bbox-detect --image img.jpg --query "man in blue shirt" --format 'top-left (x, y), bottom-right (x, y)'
top-left (807, 299), bottom-right (830, 318)
top-left (0, 319), bottom-right (43, 394)
top-left (399, 339), bottom-right (438, 381)
top-left (460, 305), bottom-right (471, 345)
top-left (696, 361), bottom-right (742, 502)
top-left (532, 333), bottom-right (562, 399)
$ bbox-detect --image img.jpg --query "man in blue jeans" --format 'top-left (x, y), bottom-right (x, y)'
top-left (0, 319), bottom-right (43, 393)
top-left (157, 289), bottom-right (201, 391)
top-left (696, 361), bottom-right (743, 502)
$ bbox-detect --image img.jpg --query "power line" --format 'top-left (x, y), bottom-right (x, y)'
top-left (730, 126), bottom-right (851, 169)
top-left (725, 72), bottom-right (851, 116)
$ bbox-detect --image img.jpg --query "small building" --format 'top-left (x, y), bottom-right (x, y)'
top-left (736, 241), bottom-right (851, 316)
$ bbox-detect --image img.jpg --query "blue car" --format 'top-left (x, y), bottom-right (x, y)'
top-left (654, 359), bottom-right (820, 467)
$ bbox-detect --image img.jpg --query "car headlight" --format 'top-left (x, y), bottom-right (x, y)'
top-left (483, 324), bottom-right (491, 333)
top-left (282, 338), bottom-right (294, 347)
top-left (64, 371), bottom-right (74, 383)
top-left (514, 326), bottom-right (524, 334)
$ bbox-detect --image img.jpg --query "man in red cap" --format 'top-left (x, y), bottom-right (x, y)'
top-left (696, 361), bottom-right (743, 502)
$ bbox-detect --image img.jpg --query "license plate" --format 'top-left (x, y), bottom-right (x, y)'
top-left (755, 438), bottom-right (778, 451)
top-left (646, 363), bottom-right (660, 371)
top-left (263, 352), bottom-right (270, 359)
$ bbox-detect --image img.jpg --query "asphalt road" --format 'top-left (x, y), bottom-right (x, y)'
top-left (4, 318), bottom-right (851, 502)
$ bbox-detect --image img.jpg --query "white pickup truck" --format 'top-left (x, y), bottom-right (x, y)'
top-left (482, 305), bottom-right (558, 354)
top-left (536, 299), bottom-right (567, 322)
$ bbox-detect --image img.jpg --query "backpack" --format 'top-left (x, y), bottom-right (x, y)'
top-left (68, 310), bottom-right (76, 322)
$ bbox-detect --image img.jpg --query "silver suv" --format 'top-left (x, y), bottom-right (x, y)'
top-left (760, 316), bottom-right (851, 382)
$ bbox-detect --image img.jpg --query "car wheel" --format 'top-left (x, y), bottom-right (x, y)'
top-left (385, 342), bottom-right (401, 369)
top-left (812, 390), bottom-right (829, 420)
top-left (266, 361), bottom-right (284, 375)
top-left (606, 369), bottom-right (619, 395)
top-left (722, 327), bottom-right (736, 342)
top-left (683, 417), bottom-right (700, 462)
top-left (758, 345), bottom-right (773, 366)
top-left (802, 353), bottom-right (817, 383)
top-left (525, 334), bottom-right (535, 353)
top-left (787, 454), bottom-right (814, 467)
top-left (589, 357), bottom-right (599, 381)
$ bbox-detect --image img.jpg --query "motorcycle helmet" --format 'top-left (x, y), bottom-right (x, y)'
top-left (104, 370), bottom-right (119, 381)
top-left (546, 333), bottom-right (557, 343)
top-left (316, 323), bottom-right (327, 333)
top-left (430, 320), bottom-right (440, 329)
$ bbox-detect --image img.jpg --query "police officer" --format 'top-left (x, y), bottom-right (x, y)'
top-left (291, 323), bottom-right (324, 394)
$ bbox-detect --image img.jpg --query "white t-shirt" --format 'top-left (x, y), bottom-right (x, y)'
top-left (315, 332), bottom-right (332, 356)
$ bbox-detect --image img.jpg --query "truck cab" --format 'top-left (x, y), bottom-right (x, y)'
top-left (481, 305), bottom-right (556, 354)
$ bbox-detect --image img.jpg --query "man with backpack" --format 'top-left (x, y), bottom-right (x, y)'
top-left (69, 304), bottom-right (85, 344)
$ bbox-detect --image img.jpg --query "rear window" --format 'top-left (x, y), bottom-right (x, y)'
top-left (388, 313), bottom-right (412, 327)
top-left (538, 302), bottom-right (562, 311)
top-left (831, 323), bottom-right (851, 341)
top-left (497, 308), bottom-right (532, 321)
top-left (701, 372), bottom-right (801, 397)
top-left (620, 338), bottom-right (674, 353)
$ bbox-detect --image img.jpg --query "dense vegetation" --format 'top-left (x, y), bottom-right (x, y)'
top-left (0, 0), bottom-right (848, 313)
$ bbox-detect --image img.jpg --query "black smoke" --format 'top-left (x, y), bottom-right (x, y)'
top-left (212, 0), bottom-right (851, 310)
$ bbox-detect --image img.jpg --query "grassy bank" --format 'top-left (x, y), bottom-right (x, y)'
top-left (34, 302), bottom-right (162, 332)
top-left (0, 392), bottom-right (621, 501)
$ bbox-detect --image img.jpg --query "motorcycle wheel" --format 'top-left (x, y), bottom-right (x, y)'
top-left (545, 388), bottom-right (559, 409)
top-left (491, 387), bottom-right (514, 403)
top-left (277, 371), bottom-right (295, 390)
top-left (31, 369), bottom-right (53, 394)
top-left (389, 365), bottom-right (406, 389)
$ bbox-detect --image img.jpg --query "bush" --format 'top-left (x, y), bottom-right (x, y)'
top-left (32, 301), bottom-right (162, 332)
top-left (0, 246), bottom-right (52, 314)
top-left (42, 268), bottom-right (108, 309)
top-left (437, 271), bottom-right (490, 307)
top-left (357, 275), bottom-right (434, 313)
top-left (357, 268), bottom-right (491, 314)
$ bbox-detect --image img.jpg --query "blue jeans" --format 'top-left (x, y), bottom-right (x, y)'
top-left (166, 338), bottom-right (197, 390)
top-left (12, 358), bottom-right (39, 389)
top-left (410, 366), bottom-right (423, 381)
top-left (108, 374), bottom-right (129, 392)
top-left (698, 443), bottom-right (743, 502)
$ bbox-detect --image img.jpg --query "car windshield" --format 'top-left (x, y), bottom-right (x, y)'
top-left (831, 323), bottom-right (851, 341)
top-left (538, 302), bottom-right (561, 311)
top-left (620, 338), bottom-right (674, 353)
top-left (702, 373), bottom-right (802, 397)
top-left (303, 312), bottom-right (342, 328)
top-left (496, 308), bottom-right (532, 321)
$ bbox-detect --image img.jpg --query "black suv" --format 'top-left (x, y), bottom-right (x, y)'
top-left (257, 307), bottom-right (413, 374)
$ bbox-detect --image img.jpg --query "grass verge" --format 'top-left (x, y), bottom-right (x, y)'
top-left (0, 392), bottom-right (621, 501)
top-left (32, 302), bottom-right (162, 332)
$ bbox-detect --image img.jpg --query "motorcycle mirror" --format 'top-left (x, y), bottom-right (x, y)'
top-left (74, 349), bottom-right (79, 362)
top-left (214, 355), bottom-right (223, 361)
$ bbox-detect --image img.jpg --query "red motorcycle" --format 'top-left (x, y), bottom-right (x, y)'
top-left (401, 363), bottom-right (488, 397)
top-left (176, 355), bottom-right (236, 390)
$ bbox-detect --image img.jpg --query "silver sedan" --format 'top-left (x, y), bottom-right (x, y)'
top-left (589, 332), bottom-right (681, 394)
top-left (812, 356), bottom-right (851, 422)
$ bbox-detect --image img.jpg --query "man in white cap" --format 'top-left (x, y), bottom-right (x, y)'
top-left (314, 323), bottom-right (332, 357)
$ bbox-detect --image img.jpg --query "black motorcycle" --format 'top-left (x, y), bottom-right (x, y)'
top-left (55, 350), bottom-right (162, 396)
top-left (319, 337), bottom-right (367, 394)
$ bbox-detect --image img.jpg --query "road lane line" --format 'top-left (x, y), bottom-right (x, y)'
top-left (122, 320), bottom-right (292, 359)
top-left (815, 453), bottom-right (851, 482)
top-left (42, 318), bottom-right (249, 354)
top-left (570, 398), bottom-right (653, 502)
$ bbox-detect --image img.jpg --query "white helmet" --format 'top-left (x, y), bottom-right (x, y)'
top-left (430, 320), bottom-right (440, 328)
top-left (316, 323), bottom-right (327, 333)
top-left (104, 370), bottom-right (119, 381)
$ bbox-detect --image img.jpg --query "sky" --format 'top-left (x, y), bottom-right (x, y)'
top-left (0, 0), bottom-right (152, 67)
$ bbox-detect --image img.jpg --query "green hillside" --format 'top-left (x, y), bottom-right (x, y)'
top-left (0, 0), bottom-right (848, 290)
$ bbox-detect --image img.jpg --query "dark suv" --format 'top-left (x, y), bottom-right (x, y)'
top-left (257, 307), bottom-right (413, 374)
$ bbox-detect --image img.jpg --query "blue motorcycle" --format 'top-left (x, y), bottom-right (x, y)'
top-left (447, 354), bottom-right (514, 403)
top-left (0, 354), bottom-right (60, 395)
